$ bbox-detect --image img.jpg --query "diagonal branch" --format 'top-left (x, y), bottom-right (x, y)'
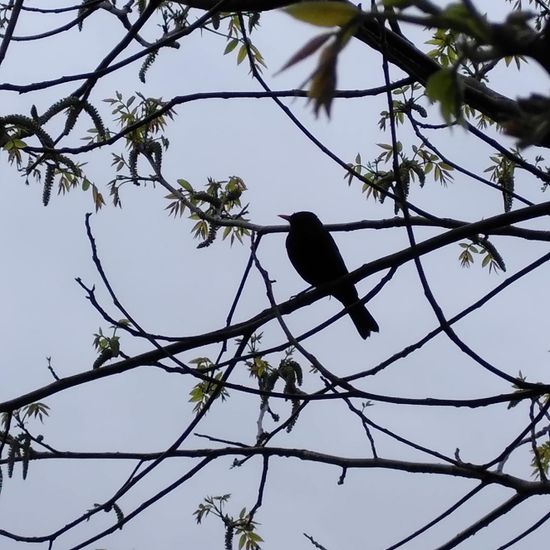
top-left (179, 0), bottom-right (550, 150)
top-left (4, 200), bottom-right (550, 412)
top-left (435, 493), bottom-right (528, 550)
top-left (0, 0), bottom-right (22, 66)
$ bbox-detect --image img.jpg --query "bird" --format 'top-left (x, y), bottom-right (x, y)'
top-left (279, 211), bottom-right (379, 339)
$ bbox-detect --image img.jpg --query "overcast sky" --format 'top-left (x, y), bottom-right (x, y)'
top-left (1, 2), bottom-right (550, 549)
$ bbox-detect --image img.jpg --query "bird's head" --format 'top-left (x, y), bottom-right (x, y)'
top-left (279, 211), bottom-right (322, 227)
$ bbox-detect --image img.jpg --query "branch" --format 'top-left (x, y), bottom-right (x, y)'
top-left (386, 483), bottom-right (485, 550)
top-left (436, 493), bottom-right (528, 550)
top-left (178, 0), bottom-right (550, 150)
top-left (497, 508), bottom-right (550, 549)
top-left (25, 82), bottom-right (414, 154)
top-left (4, 201), bottom-right (550, 412)
top-left (0, 0), bottom-right (22, 65)
top-left (347, 249), bottom-right (550, 381)
top-left (0, 446), bottom-right (547, 493)
top-left (70, 0), bottom-right (164, 101)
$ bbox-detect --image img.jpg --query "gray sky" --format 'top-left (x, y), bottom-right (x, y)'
top-left (1, 2), bottom-right (550, 549)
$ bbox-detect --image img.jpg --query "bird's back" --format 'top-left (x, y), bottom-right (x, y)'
top-left (282, 211), bottom-right (379, 338)
top-left (285, 213), bottom-right (350, 288)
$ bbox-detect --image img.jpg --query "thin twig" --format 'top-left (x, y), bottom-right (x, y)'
top-left (0, 0), bottom-right (22, 65)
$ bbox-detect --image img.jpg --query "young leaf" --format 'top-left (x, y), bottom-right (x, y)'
top-left (283, 1), bottom-right (360, 27)
top-left (275, 33), bottom-right (332, 75)
top-left (425, 69), bottom-right (463, 123)
top-left (237, 45), bottom-right (248, 65)
top-left (224, 38), bottom-right (239, 55)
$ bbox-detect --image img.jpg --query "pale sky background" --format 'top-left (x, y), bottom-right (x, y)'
top-left (1, 1), bottom-right (550, 549)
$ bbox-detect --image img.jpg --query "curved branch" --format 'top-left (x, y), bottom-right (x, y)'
top-left (25, 82), bottom-right (414, 155)
top-left (386, 483), bottom-right (486, 550)
top-left (176, 0), bottom-right (550, 151)
top-left (1, 446), bottom-right (548, 493)
top-left (3, 200), bottom-right (550, 412)
top-left (0, 0), bottom-right (22, 66)
top-left (436, 493), bottom-right (528, 550)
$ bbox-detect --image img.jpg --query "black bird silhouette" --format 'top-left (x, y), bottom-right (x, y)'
top-left (280, 211), bottom-right (379, 339)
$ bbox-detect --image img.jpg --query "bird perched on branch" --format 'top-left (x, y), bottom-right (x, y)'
top-left (280, 211), bottom-right (379, 339)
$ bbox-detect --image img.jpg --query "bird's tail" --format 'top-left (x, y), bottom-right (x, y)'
top-left (347, 301), bottom-right (379, 339)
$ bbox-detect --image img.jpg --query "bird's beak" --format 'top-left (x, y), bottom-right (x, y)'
top-left (279, 214), bottom-right (291, 222)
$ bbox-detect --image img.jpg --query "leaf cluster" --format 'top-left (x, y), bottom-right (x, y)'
top-left (194, 494), bottom-right (263, 550)
top-left (346, 142), bottom-right (453, 212)
top-left (484, 152), bottom-right (519, 213)
top-left (1, 403), bottom-right (50, 484)
top-left (188, 357), bottom-right (230, 414)
top-left (92, 326), bottom-right (122, 369)
top-left (281, 2), bottom-right (363, 116)
top-left (247, 338), bottom-right (304, 433)
top-left (166, 176), bottom-right (250, 247)
top-left (106, 92), bottom-right (174, 202)
top-left (532, 441), bottom-right (550, 479)
top-left (458, 240), bottom-right (505, 273)
top-left (223, 14), bottom-right (266, 73)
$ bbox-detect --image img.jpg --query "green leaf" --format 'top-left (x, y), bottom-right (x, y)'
top-left (177, 179), bottom-right (193, 192)
top-left (308, 43), bottom-right (338, 116)
top-left (283, 1), bottom-right (360, 27)
top-left (4, 139), bottom-right (26, 151)
top-left (224, 38), bottom-right (239, 55)
top-left (275, 32), bottom-right (332, 75)
top-left (189, 386), bottom-right (204, 402)
top-left (439, 3), bottom-right (489, 40)
top-left (237, 44), bottom-right (248, 65)
top-left (425, 69), bottom-right (463, 123)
